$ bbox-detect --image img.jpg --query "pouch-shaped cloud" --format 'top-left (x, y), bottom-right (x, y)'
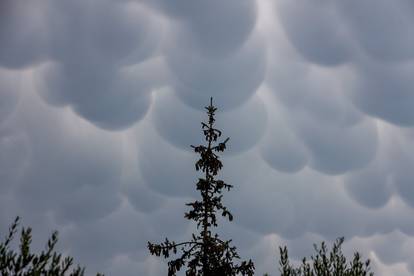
top-left (46, 0), bottom-right (160, 66)
top-left (371, 232), bottom-right (412, 267)
top-left (28, 0), bottom-right (164, 130)
top-left (345, 162), bottom-right (392, 209)
top-left (4, 0), bottom-right (414, 275)
top-left (226, 153), bottom-right (414, 243)
top-left (266, 60), bottom-right (377, 174)
top-left (337, 0), bottom-right (414, 62)
top-left (166, 31), bottom-right (266, 110)
top-left (259, 101), bottom-right (308, 173)
top-left (390, 128), bottom-right (414, 208)
top-left (276, 0), bottom-right (414, 64)
top-left (124, 183), bottom-right (166, 213)
top-left (146, 0), bottom-right (257, 57)
top-left (392, 152), bottom-right (414, 209)
top-left (0, 70), bottom-right (27, 193)
top-left (0, 69), bottom-right (22, 125)
top-left (13, 92), bottom-right (125, 223)
top-left (226, 156), bottom-right (374, 239)
top-left (0, 127), bottom-right (29, 193)
top-left (229, 172), bottom-right (296, 235)
top-left (295, 115), bottom-right (378, 175)
top-left (276, 0), bottom-right (353, 66)
top-left (351, 61), bottom-right (414, 126)
top-left (36, 59), bottom-right (160, 130)
top-left (267, 55), bottom-right (362, 127)
top-left (153, 91), bottom-right (267, 155)
top-left (345, 123), bottom-right (414, 217)
top-left (136, 119), bottom-right (199, 198)
top-left (0, 0), bottom-right (47, 69)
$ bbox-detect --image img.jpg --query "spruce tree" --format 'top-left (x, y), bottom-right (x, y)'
top-left (148, 98), bottom-right (254, 276)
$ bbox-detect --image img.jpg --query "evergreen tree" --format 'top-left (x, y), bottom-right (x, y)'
top-left (0, 216), bottom-right (102, 276)
top-left (148, 98), bottom-right (254, 276)
top-left (278, 237), bottom-right (373, 276)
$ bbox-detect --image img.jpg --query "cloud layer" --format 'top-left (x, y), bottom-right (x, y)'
top-left (2, 0), bottom-right (414, 275)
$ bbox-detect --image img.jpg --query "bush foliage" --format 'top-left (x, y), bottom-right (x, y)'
top-left (0, 216), bottom-right (102, 276)
top-left (277, 237), bottom-right (373, 276)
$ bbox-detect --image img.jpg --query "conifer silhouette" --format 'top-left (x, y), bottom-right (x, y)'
top-left (148, 98), bottom-right (254, 276)
top-left (0, 216), bottom-right (103, 276)
top-left (278, 237), bottom-right (374, 276)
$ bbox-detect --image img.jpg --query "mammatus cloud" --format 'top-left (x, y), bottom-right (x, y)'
top-left (147, 0), bottom-right (258, 57)
top-left (2, 0), bottom-right (414, 275)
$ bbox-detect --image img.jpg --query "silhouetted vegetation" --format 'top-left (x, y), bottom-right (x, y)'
top-left (0, 216), bottom-right (102, 276)
top-left (277, 237), bottom-right (373, 276)
top-left (148, 99), bottom-right (374, 276)
top-left (148, 98), bottom-right (254, 276)
top-left (0, 99), bottom-right (375, 276)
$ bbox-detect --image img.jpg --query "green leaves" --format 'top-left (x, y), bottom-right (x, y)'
top-left (0, 217), bottom-right (102, 276)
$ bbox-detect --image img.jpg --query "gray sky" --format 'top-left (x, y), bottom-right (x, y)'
top-left (1, 0), bottom-right (414, 275)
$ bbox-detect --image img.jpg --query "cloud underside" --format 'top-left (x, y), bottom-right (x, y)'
top-left (2, 0), bottom-right (414, 275)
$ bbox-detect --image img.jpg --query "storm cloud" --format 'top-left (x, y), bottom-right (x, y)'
top-left (2, 0), bottom-right (414, 275)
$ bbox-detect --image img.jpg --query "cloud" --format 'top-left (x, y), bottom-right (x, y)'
top-left (350, 60), bottom-right (414, 126)
top-left (275, 0), bottom-right (354, 66)
top-left (344, 161), bottom-right (392, 209)
top-left (35, 60), bottom-right (156, 130)
top-left (10, 90), bottom-right (125, 224)
top-left (152, 90), bottom-right (267, 154)
top-left (0, 69), bottom-right (22, 124)
top-left (165, 30), bottom-right (267, 110)
top-left (336, 0), bottom-right (414, 62)
top-left (136, 116), bottom-right (199, 198)
top-left (295, 115), bottom-right (378, 174)
top-left (146, 0), bottom-right (258, 57)
top-left (259, 96), bottom-right (308, 173)
top-left (0, 0), bottom-right (48, 69)
top-left (2, 0), bottom-right (414, 275)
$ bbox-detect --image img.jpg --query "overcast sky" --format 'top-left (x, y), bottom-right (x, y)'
top-left (1, 0), bottom-right (414, 275)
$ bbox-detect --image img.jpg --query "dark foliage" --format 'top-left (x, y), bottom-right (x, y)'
top-left (278, 237), bottom-right (373, 276)
top-left (148, 98), bottom-right (254, 276)
top-left (0, 216), bottom-right (102, 276)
